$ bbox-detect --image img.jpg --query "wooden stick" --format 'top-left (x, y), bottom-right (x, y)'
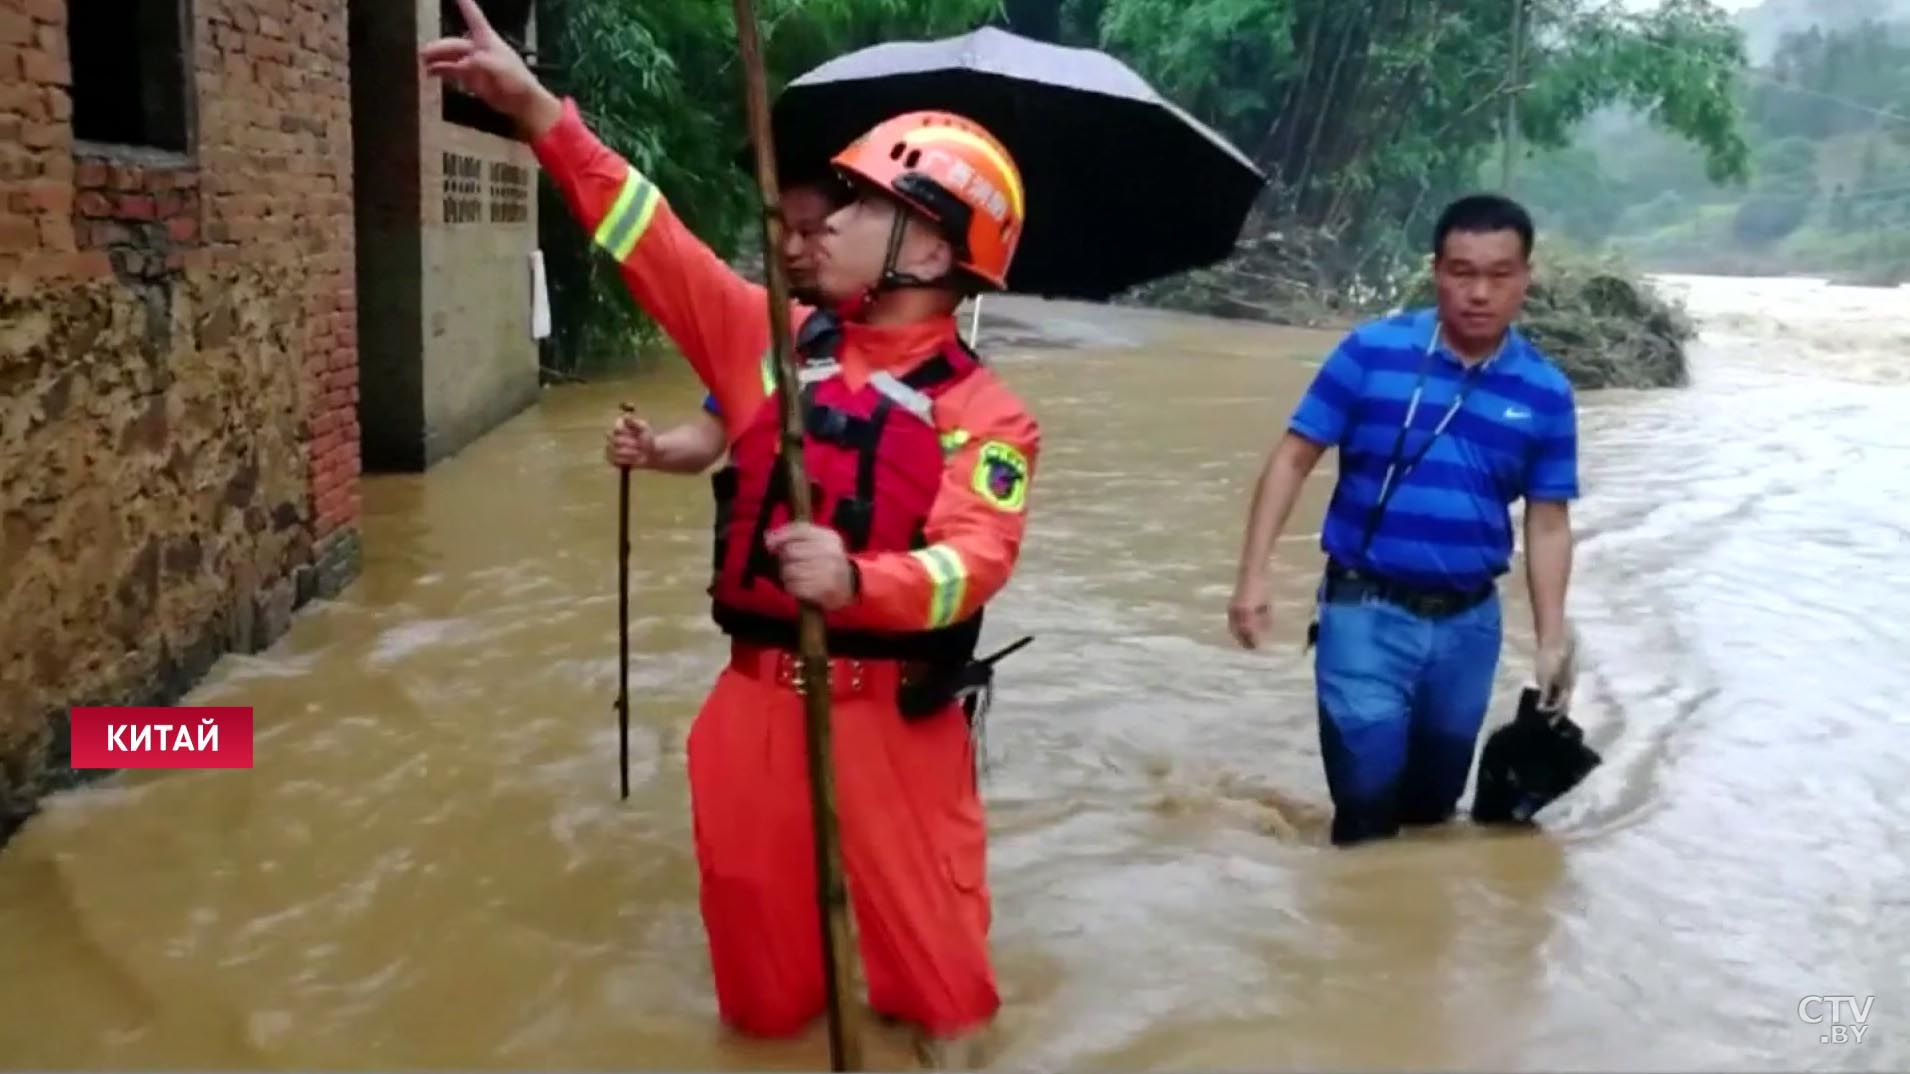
top-left (726, 1), bottom-right (861, 1068)
top-left (616, 459), bottom-right (631, 801)
top-left (615, 403), bottom-right (639, 802)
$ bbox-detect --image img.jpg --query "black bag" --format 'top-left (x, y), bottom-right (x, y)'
top-left (1471, 686), bottom-right (1602, 826)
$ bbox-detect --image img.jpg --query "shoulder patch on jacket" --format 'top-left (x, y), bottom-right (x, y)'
top-left (972, 440), bottom-right (1030, 512)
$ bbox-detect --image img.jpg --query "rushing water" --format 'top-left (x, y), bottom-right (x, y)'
top-left (1, 276), bottom-right (1905, 1071)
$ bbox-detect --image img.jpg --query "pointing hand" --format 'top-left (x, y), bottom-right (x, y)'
top-left (420, 0), bottom-right (562, 138)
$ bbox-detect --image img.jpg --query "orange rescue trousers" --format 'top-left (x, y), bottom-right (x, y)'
top-left (685, 643), bottom-right (1000, 1039)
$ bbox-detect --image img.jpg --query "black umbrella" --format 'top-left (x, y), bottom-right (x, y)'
top-left (758, 26), bottom-right (1267, 301)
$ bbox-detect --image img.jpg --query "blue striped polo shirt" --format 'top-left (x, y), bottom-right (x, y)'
top-left (1289, 306), bottom-right (1579, 593)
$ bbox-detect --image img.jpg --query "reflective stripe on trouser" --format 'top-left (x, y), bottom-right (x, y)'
top-left (1312, 588), bottom-right (1502, 846)
top-left (684, 664), bottom-right (998, 1038)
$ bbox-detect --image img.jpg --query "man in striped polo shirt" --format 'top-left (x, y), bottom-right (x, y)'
top-left (1227, 194), bottom-right (1580, 847)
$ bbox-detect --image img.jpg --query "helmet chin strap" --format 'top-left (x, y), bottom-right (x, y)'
top-left (854, 210), bottom-right (953, 312)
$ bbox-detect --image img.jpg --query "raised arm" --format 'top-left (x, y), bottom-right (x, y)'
top-left (528, 101), bottom-right (781, 418)
top-left (422, 0), bottom-right (787, 421)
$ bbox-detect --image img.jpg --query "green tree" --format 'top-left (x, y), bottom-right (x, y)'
top-left (1065, 0), bottom-right (1750, 284)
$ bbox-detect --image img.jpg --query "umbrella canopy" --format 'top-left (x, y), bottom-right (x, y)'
top-left (758, 26), bottom-right (1267, 301)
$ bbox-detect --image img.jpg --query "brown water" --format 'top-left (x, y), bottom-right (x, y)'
top-left (2, 277), bottom-right (1906, 1071)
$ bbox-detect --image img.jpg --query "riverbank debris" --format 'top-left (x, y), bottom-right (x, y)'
top-left (1113, 225), bottom-right (1698, 391)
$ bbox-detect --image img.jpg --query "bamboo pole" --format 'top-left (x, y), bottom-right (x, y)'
top-left (726, 0), bottom-right (861, 1068)
top-left (1502, 0), bottom-right (1526, 190)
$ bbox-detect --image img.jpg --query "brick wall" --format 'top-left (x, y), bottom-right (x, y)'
top-left (0, 0), bottom-right (361, 841)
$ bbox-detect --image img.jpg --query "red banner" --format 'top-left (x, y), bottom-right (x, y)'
top-left (68, 707), bottom-right (255, 769)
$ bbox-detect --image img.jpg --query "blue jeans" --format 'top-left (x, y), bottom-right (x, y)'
top-left (1312, 581), bottom-right (1503, 846)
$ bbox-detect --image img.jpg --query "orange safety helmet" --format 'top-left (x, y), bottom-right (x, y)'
top-left (830, 110), bottom-right (1025, 291)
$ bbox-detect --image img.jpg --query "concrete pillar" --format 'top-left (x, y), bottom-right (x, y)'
top-left (349, 0), bottom-right (543, 472)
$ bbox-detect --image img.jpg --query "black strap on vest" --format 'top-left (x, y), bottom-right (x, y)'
top-left (798, 344), bottom-right (965, 553)
top-left (739, 311), bottom-right (843, 589)
top-left (711, 319), bottom-right (1001, 690)
top-left (726, 312), bottom-right (975, 600)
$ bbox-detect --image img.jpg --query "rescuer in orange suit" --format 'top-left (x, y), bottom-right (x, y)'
top-left (424, 0), bottom-right (1038, 1055)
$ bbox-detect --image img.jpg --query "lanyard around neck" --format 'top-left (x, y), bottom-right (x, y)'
top-left (1360, 329), bottom-right (1488, 554)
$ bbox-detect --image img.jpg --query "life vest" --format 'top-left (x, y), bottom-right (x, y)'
top-left (708, 310), bottom-right (987, 662)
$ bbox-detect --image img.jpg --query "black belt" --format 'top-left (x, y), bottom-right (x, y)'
top-left (1321, 560), bottom-right (1495, 620)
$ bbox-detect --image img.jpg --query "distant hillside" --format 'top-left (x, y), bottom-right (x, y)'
top-left (1737, 0), bottom-right (1910, 62)
top-left (1516, 3), bottom-right (1910, 286)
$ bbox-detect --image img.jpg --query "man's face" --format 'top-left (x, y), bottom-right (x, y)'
top-left (812, 188), bottom-right (952, 303)
top-left (779, 184), bottom-right (835, 297)
top-left (1433, 228), bottom-right (1530, 343)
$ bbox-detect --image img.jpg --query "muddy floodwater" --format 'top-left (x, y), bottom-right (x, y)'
top-left (1, 276), bottom-right (1905, 1071)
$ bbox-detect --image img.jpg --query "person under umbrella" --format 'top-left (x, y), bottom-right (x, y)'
top-left (764, 25), bottom-right (1266, 301)
top-left (425, 4), bottom-right (1040, 1059)
top-left (608, 176), bottom-right (849, 476)
top-left (424, 4), bottom-right (1265, 1060)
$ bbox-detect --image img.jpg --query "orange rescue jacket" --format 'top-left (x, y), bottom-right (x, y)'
top-left (529, 98), bottom-right (1041, 651)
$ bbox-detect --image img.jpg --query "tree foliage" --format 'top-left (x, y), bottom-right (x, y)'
top-left (535, 0), bottom-right (1753, 368)
top-left (1519, 11), bottom-right (1910, 282)
top-left (1053, 0), bottom-right (1749, 271)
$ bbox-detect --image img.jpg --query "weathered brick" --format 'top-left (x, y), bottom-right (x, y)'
top-left (75, 160), bottom-right (110, 188)
top-left (45, 86), bottom-right (67, 121)
top-left (20, 48), bottom-right (68, 86)
top-left (84, 220), bottom-right (138, 247)
top-left (23, 0), bottom-right (63, 22)
top-left (0, 215), bottom-right (37, 251)
top-left (19, 122), bottom-right (59, 149)
top-left (0, 79), bottom-right (34, 114)
top-left (166, 216), bottom-right (199, 243)
top-left (75, 191), bottom-right (111, 217)
top-left (0, 11), bottom-right (33, 47)
top-left (15, 180), bottom-right (69, 215)
top-left (19, 250), bottom-right (108, 280)
top-left (117, 194), bottom-right (158, 221)
top-left (36, 211), bottom-right (73, 251)
top-left (38, 148), bottom-right (70, 181)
